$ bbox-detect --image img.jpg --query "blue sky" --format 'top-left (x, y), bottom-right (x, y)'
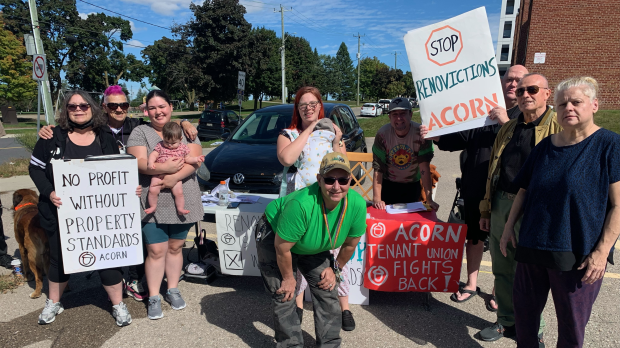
top-left (76, 0), bottom-right (503, 98)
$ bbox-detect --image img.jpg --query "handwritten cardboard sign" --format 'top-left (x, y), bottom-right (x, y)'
top-left (52, 158), bottom-right (142, 274)
top-left (364, 219), bottom-right (466, 292)
top-left (404, 7), bottom-right (505, 137)
top-left (215, 209), bottom-right (262, 276)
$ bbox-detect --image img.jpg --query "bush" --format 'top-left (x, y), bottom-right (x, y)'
top-left (14, 132), bottom-right (38, 153)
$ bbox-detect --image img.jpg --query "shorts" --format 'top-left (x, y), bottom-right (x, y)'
top-left (142, 222), bottom-right (194, 244)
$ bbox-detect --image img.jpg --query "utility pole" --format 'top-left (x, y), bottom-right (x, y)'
top-left (353, 33), bottom-right (365, 106)
top-left (275, 5), bottom-right (292, 104)
top-left (391, 51), bottom-right (401, 69)
top-left (28, 0), bottom-right (55, 125)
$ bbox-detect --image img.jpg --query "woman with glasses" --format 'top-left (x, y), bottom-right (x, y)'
top-left (29, 90), bottom-right (141, 327)
top-left (275, 86), bottom-right (357, 330)
top-left (38, 86), bottom-right (198, 301)
top-left (256, 152), bottom-right (366, 346)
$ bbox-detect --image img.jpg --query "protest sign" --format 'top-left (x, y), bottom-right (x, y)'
top-left (404, 7), bottom-right (505, 137)
top-left (364, 218), bottom-right (466, 292)
top-left (52, 158), bottom-right (142, 274)
top-left (215, 209), bottom-right (262, 276)
top-left (346, 233), bottom-right (370, 305)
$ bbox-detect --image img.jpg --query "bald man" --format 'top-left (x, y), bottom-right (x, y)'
top-left (421, 65), bottom-right (529, 311)
top-left (477, 72), bottom-right (562, 344)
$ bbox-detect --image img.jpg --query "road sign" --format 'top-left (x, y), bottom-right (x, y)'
top-left (32, 54), bottom-right (46, 81)
top-left (237, 71), bottom-right (246, 91)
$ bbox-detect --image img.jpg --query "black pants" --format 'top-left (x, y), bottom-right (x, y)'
top-left (381, 179), bottom-right (421, 205)
top-left (46, 228), bottom-right (122, 286)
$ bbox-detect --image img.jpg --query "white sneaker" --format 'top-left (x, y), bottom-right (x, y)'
top-left (38, 299), bottom-right (64, 325)
top-left (112, 301), bottom-right (132, 327)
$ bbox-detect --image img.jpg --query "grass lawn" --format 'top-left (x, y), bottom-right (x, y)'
top-left (358, 110), bottom-right (421, 137)
top-left (5, 129), bottom-right (39, 135)
top-left (201, 139), bottom-right (222, 148)
top-left (594, 110), bottom-right (620, 134)
top-left (0, 158), bottom-right (30, 178)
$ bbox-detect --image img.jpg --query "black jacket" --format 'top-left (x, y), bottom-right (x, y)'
top-left (104, 117), bottom-right (147, 148)
top-left (434, 105), bottom-right (521, 204)
top-left (29, 126), bottom-right (120, 231)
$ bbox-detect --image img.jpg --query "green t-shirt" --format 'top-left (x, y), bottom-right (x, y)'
top-left (265, 183), bottom-right (367, 255)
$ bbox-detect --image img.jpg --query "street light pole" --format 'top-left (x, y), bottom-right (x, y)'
top-left (354, 33), bottom-right (365, 106)
top-left (275, 5), bottom-right (292, 104)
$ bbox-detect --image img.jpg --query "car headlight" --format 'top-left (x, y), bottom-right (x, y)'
top-left (273, 172), bottom-right (283, 184)
top-left (197, 163), bottom-right (210, 182)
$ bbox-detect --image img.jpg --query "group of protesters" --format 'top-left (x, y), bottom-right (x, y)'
top-left (12, 65), bottom-right (618, 348)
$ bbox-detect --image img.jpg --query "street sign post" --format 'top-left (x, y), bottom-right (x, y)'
top-left (32, 54), bottom-right (46, 134)
top-left (237, 71), bottom-right (246, 91)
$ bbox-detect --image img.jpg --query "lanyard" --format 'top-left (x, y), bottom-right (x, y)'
top-left (321, 196), bottom-right (348, 250)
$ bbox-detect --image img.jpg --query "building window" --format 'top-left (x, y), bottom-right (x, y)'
top-left (503, 21), bottom-right (512, 38)
top-left (500, 45), bottom-right (510, 61)
top-left (506, 0), bottom-right (515, 15)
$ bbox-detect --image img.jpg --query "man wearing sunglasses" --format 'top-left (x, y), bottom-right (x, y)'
top-left (256, 152), bottom-right (366, 346)
top-left (476, 73), bottom-right (561, 344)
top-left (372, 98), bottom-right (438, 211)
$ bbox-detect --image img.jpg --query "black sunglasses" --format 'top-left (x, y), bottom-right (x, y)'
top-left (106, 102), bottom-right (130, 110)
top-left (67, 103), bottom-right (91, 112)
top-left (516, 85), bottom-right (549, 97)
top-left (322, 176), bottom-right (351, 186)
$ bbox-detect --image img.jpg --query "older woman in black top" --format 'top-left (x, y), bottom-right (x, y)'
top-left (30, 90), bottom-right (140, 327)
top-left (500, 77), bottom-right (620, 347)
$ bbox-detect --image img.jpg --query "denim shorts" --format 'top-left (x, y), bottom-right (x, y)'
top-left (142, 222), bottom-right (194, 245)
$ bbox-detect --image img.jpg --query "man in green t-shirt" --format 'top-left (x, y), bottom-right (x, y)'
top-left (256, 152), bottom-right (367, 347)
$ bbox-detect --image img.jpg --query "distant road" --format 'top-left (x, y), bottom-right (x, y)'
top-left (0, 137), bottom-right (30, 165)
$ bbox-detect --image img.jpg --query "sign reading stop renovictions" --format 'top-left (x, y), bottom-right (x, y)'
top-left (364, 218), bottom-right (466, 292)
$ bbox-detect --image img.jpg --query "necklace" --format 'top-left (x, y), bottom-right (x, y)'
top-left (321, 196), bottom-right (348, 250)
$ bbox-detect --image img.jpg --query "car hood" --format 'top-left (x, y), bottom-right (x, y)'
top-left (205, 142), bottom-right (282, 175)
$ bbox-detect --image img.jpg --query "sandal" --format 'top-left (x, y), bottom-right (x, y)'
top-left (486, 295), bottom-right (498, 312)
top-left (450, 285), bottom-right (480, 303)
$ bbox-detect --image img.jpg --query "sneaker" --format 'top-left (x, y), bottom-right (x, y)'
top-left (478, 322), bottom-right (515, 341)
top-left (125, 280), bottom-right (147, 301)
top-left (164, 288), bottom-right (186, 310)
top-left (147, 296), bottom-right (164, 320)
top-left (342, 310), bottom-right (356, 331)
top-left (112, 301), bottom-right (132, 327)
top-left (0, 254), bottom-right (13, 269)
top-left (539, 333), bottom-right (545, 348)
top-left (38, 299), bottom-right (64, 325)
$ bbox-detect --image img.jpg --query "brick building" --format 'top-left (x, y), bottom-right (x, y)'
top-left (511, 0), bottom-right (620, 109)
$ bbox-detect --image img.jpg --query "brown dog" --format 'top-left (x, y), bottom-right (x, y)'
top-left (12, 189), bottom-right (49, 298)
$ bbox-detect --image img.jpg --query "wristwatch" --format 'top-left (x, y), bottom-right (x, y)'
top-left (181, 119), bottom-right (190, 125)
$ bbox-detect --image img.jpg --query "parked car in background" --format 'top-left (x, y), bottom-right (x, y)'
top-left (360, 103), bottom-right (382, 117)
top-left (377, 99), bottom-right (391, 114)
top-left (197, 109), bottom-right (241, 141)
top-left (409, 98), bottom-right (418, 108)
top-left (197, 103), bottom-right (368, 194)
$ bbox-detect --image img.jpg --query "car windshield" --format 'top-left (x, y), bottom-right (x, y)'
top-left (363, 103), bottom-right (374, 107)
top-left (378, 99), bottom-right (390, 103)
top-left (230, 109), bottom-right (292, 144)
top-left (201, 111), bottom-right (223, 122)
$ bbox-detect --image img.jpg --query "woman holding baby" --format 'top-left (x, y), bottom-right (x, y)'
top-left (275, 86), bottom-right (356, 331)
top-left (126, 90), bottom-right (203, 320)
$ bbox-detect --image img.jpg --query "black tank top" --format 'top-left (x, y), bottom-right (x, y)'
top-left (63, 136), bottom-right (103, 159)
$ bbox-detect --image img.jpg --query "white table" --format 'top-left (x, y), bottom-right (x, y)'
top-left (202, 193), bottom-right (278, 215)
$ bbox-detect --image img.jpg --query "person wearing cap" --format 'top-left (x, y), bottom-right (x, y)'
top-left (256, 152), bottom-right (367, 347)
top-left (372, 97), bottom-right (438, 210)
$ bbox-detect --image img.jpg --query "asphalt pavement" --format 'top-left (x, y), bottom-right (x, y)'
top-left (0, 137), bottom-right (31, 165)
top-left (1, 138), bottom-right (620, 348)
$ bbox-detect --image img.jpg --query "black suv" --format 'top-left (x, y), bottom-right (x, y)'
top-left (197, 110), bottom-right (241, 141)
top-left (197, 103), bottom-right (368, 194)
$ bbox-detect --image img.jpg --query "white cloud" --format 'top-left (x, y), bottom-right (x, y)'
top-left (126, 39), bottom-right (145, 47)
top-left (78, 12), bottom-right (96, 20)
top-left (120, 0), bottom-right (193, 16)
top-left (129, 21), bottom-right (145, 33)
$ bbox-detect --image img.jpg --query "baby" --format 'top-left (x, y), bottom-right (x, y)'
top-left (145, 122), bottom-right (205, 215)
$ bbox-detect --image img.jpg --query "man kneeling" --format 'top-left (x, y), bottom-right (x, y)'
top-left (256, 152), bottom-right (367, 347)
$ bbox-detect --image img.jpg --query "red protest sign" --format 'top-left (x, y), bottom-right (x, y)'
top-left (364, 217), bottom-right (466, 293)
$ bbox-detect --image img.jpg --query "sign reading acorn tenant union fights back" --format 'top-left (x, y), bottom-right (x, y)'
top-left (404, 7), bottom-right (505, 137)
top-left (364, 219), bottom-right (466, 292)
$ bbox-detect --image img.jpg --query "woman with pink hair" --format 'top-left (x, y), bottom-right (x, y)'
top-left (38, 85), bottom-right (198, 301)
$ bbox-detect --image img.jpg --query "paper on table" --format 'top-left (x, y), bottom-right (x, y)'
top-left (237, 195), bottom-right (261, 204)
top-left (386, 202), bottom-right (428, 214)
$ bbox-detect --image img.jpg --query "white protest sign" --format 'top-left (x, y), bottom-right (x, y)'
top-left (51, 158), bottom-right (142, 274)
top-left (346, 233), bottom-right (369, 305)
top-left (216, 209), bottom-right (262, 276)
top-left (404, 7), bottom-right (505, 137)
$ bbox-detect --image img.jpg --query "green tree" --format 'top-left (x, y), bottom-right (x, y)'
top-left (403, 71), bottom-right (416, 98)
top-left (284, 35), bottom-right (318, 102)
top-left (130, 88), bottom-right (147, 107)
top-left (177, 0), bottom-right (252, 103)
top-left (358, 56), bottom-right (390, 100)
top-left (0, 16), bottom-right (37, 105)
top-left (334, 42), bottom-right (355, 101)
top-left (246, 27), bottom-right (280, 109)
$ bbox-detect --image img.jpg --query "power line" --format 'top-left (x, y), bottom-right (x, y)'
top-left (77, 0), bottom-right (173, 31)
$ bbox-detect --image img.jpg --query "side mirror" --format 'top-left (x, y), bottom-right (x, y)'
top-left (221, 131), bottom-right (231, 141)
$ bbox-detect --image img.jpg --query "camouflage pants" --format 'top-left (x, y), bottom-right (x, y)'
top-left (255, 217), bottom-right (342, 348)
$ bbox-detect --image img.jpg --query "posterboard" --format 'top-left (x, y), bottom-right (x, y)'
top-left (51, 158), bottom-right (142, 274)
top-left (215, 209), bottom-right (262, 276)
top-left (404, 7), bottom-right (505, 137)
top-left (364, 218), bottom-right (466, 292)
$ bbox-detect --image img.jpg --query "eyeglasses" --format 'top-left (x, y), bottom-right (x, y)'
top-left (66, 103), bottom-right (91, 112)
top-left (322, 176), bottom-right (351, 186)
top-left (516, 85), bottom-right (549, 97)
top-left (106, 102), bottom-right (130, 111)
top-left (298, 101), bottom-right (320, 110)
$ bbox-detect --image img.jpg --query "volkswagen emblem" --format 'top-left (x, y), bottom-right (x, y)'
top-left (233, 173), bottom-right (245, 184)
